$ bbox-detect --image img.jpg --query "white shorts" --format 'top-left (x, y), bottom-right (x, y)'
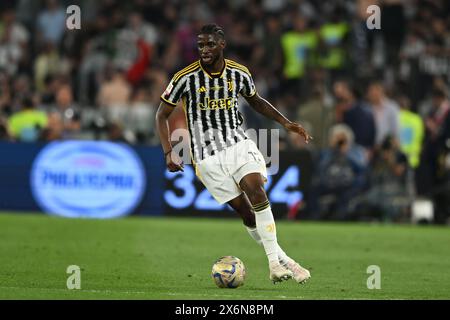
top-left (195, 139), bottom-right (267, 204)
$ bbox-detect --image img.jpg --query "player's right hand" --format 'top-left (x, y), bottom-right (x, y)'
top-left (166, 151), bottom-right (184, 172)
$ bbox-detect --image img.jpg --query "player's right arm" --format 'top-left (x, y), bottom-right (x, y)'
top-left (156, 71), bottom-right (190, 172)
top-left (155, 101), bottom-right (184, 172)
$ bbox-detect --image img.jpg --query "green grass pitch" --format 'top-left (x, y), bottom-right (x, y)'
top-left (0, 212), bottom-right (449, 300)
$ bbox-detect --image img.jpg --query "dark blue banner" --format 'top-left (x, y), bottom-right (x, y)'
top-left (0, 141), bottom-right (165, 217)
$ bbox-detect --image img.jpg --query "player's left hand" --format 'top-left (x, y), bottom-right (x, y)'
top-left (283, 121), bottom-right (313, 144)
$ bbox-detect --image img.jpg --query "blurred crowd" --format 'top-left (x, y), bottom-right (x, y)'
top-left (0, 0), bottom-right (449, 223)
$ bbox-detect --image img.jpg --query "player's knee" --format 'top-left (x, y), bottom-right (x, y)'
top-left (246, 185), bottom-right (267, 206)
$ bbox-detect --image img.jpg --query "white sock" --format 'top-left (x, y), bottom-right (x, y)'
top-left (246, 226), bottom-right (262, 245)
top-left (276, 245), bottom-right (291, 266)
top-left (246, 226), bottom-right (291, 265)
top-left (252, 201), bottom-right (280, 265)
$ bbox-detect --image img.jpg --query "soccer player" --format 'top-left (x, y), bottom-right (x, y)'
top-left (156, 24), bottom-right (312, 284)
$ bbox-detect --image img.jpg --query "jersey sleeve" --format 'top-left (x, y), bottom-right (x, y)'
top-left (239, 72), bottom-right (257, 98)
top-left (160, 76), bottom-right (186, 107)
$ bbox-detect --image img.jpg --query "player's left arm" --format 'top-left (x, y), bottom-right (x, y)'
top-left (244, 94), bottom-right (313, 144)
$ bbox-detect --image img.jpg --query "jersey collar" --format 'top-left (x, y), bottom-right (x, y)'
top-left (199, 59), bottom-right (227, 79)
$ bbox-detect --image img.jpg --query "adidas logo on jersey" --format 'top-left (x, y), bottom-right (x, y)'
top-left (197, 81), bottom-right (234, 93)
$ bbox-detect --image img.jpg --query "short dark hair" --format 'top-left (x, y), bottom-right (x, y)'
top-left (199, 24), bottom-right (225, 39)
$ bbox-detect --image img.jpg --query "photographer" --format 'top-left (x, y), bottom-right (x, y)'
top-left (358, 135), bottom-right (410, 222)
top-left (308, 124), bottom-right (368, 220)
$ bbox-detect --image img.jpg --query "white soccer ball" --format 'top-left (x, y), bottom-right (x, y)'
top-left (211, 256), bottom-right (246, 288)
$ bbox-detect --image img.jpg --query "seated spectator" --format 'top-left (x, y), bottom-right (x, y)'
top-left (356, 136), bottom-right (410, 222)
top-left (308, 124), bottom-right (368, 221)
top-left (52, 84), bottom-right (80, 124)
top-left (39, 111), bottom-right (63, 141)
top-left (39, 83), bottom-right (83, 139)
top-left (333, 79), bottom-right (376, 151)
top-left (8, 97), bottom-right (47, 142)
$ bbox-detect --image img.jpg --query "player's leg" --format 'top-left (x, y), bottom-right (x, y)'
top-left (238, 173), bottom-right (294, 282)
top-left (227, 193), bottom-right (256, 228)
top-left (239, 173), bottom-right (311, 284)
top-left (228, 139), bottom-right (309, 283)
top-left (227, 193), bottom-right (264, 250)
top-left (227, 192), bottom-right (293, 265)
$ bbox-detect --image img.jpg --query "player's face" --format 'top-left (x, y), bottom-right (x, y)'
top-left (197, 34), bottom-right (224, 65)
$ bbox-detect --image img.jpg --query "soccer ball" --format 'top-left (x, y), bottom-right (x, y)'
top-left (211, 256), bottom-right (246, 288)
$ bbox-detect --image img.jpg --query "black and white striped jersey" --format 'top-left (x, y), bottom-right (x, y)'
top-left (161, 59), bottom-right (257, 163)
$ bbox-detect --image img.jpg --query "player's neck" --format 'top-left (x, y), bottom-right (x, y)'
top-left (201, 57), bottom-right (225, 75)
